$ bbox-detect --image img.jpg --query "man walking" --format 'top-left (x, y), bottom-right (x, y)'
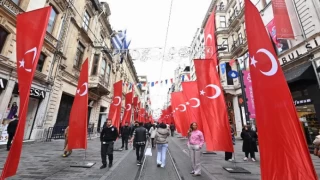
top-left (100, 119), bottom-right (119, 169)
top-left (130, 122), bottom-right (149, 165)
top-left (120, 122), bottom-right (131, 150)
top-left (7, 115), bottom-right (18, 151)
top-left (130, 121), bottom-right (139, 150)
top-left (170, 123), bottom-right (175, 137)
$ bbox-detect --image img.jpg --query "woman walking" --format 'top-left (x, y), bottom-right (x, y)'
top-left (155, 123), bottom-right (170, 168)
top-left (241, 125), bottom-right (258, 161)
top-left (188, 122), bottom-right (204, 176)
top-left (63, 126), bottom-right (72, 157)
top-left (149, 124), bottom-right (157, 148)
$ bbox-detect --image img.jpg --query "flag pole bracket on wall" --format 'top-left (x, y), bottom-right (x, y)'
top-left (222, 166), bottom-right (251, 173)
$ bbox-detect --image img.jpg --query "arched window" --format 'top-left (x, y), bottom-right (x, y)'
top-left (100, 59), bottom-right (106, 76)
top-left (0, 26), bottom-right (9, 53)
top-left (47, 6), bottom-right (58, 33)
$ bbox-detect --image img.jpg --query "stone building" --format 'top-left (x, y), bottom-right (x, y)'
top-left (0, 0), bottom-right (141, 141)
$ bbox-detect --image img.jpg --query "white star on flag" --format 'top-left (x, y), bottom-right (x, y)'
top-left (186, 102), bottom-right (190, 105)
top-left (19, 60), bottom-right (25, 68)
top-left (251, 56), bottom-right (257, 67)
top-left (200, 90), bottom-right (205, 95)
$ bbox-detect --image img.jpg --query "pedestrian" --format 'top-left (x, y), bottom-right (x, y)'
top-left (225, 126), bottom-right (235, 161)
top-left (187, 122), bottom-right (204, 176)
top-left (130, 122), bottom-right (149, 165)
top-left (62, 126), bottom-right (72, 157)
top-left (170, 123), bottom-right (175, 137)
top-left (120, 122), bottom-right (131, 150)
top-left (6, 115), bottom-right (18, 151)
top-left (241, 125), bottom-right (258, 162)
top-left (155, 123), bottom-right (170, 168)
top-left (130, 121), bottom-right (139, 150)
top-left (149, 124), bottom-right (157, 148)
top-left (100, 119), bottom-right (119, 169)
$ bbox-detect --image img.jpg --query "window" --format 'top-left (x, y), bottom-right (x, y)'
top-left (36, 53), bottom-right (46, 72)
top-left (238, 30), bottom-right (243, 42)
top-left (226, 63), bottom-right (234, 85)
top-left (91, 54), bottom-right (99, 75)
top-left (239, 0), bottom-right (243, 7)
top-left (12, 0), bottom-right (20, 5)
top-left (233, 4), bottom-right (237, 14)
top-left (47, 7), bottom-right (57, 33)
top-left (220, 16), bottom-right (226, 27)
top-left (74, 43), bottom-right (85, 68)
top-left (222, 38), bottom-right (228, 51)
top-left (105, 64), bottom-right (111, 86)
top-left (0, 26), bottom-right (9, 53)
top-left (83, 11), bottom-right (90, 31)
top-left (100, 59), bottom-right (106, 76)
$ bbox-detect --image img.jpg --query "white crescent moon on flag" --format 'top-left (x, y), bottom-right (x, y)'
top-left (113, 96), bottom-right (121, 106)
top-left (24, 47), bottom-right (37, 72)
top-left (178, 104), bottom-right (186, 112)
top-left (206, 34), bottom-right (212, 44)
top-left (205, 84), bottom-right (221, 99)
top-left (77, 82), bottom-right (88, 96)
top-left (257, 48), bottom-right (278, 76)
top-left (190, 98), bottom-right (200, 108)
top-left (126, 104), bottom-right (131, 111)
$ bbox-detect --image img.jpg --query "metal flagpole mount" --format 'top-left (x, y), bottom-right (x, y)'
top-left (70, 149), bottom-right (96, 168)
top-left (222, 149), bottom-right (251, 174)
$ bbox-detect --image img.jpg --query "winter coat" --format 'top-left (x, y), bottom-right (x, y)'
top-left (241, 130), bottom-right (258, 152)
top-left (149, 127), bottom-right (157, 138)
top-left (7, 119), bottom-right (18, 135)
top-left (120, 126), bottom-right (131, 138)
top-left (155, 128), bottom-right (170, 144)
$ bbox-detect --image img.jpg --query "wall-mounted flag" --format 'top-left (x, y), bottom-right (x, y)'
top-left (227, 70), bottom-right (239, 79)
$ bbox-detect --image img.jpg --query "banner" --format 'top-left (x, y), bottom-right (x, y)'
top-left (266, 19), bottom-right (289, 54)
top-left (0, 7), bottom-right (51, 179)
top-left (121, 91), bottom-right (133, 126)
top-left (204, 7), bottom-right (218, 63)
top-left (243, 71), bottom-right (255, 119)
top-left (168, 106), bottom-right (174, 125)
top-left (170, 92), bottom-right (189, 137)
top-left (271, 0), bottom-right (294, 39)
top-left (108, 80), bottom-right (123, 128)
top-left (245, 0), bottom-right (317, 179)
top-left (68, 59), bottom-right (88, 149)
top-left (133, 97), bottom-right (138, 121)
top-left (138, 108), bottom-right (146, 123)
top-left (194, 59), bottom-right (234, 152)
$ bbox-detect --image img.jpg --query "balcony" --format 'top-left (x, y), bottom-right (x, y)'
top-left (228, 10), bottom-right (240, 28)
top-left (215, 27), bottom-right (229, 35)
top-left (231, 38), bottom-right (246, 56)
top-left (217, 46), bottom-right (232, 60)
top-left (88, 75), bottom-right (111, 96)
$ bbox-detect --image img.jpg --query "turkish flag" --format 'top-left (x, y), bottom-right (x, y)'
top-left (194, 59), bottom-right (233, 152)
top-left (108, 80), bottom-right (123, 128)
top-left (68, 59), bottom-right (89, 149)
top-left (168, 106), bottom-right (174, 124)
top-left (0, 7), bottom-right (51, 179)
top-left (139, 108), bottom-right (146, 123)
top-left (204, 7), bottom-right (218, 63)
top-left (271, 0), bottom-right (294, 39)
top-left (133, 97), bottom-right (138, 121)
top-left (170, 92), bottom-right (189, 137)
top-left (121, 91), bottom-right (133, 126)
top-left (245, 0), bottom-right (317, 179)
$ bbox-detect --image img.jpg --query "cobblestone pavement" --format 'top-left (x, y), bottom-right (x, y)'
top-left (1, 135), bottom-right (320, 180)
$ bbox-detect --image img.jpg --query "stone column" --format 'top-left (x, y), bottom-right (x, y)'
top-left (0, 79), bottom-right (15, 123)
top-left (232, 95), bottom-right (242, 137)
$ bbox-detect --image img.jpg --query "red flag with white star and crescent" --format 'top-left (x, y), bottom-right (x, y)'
top-left (0, 7), bottom-right (51, 179)
top-left (108, 80), bottom-right (123, 128)
top-left (121, 91), bottom-right (133, 126)
top-left (194, 59), bottom-right (234, 152)
top-left (245, 0), bottom-right (317, 179)
top-left (170, 92), bottom-right (189, 137)
top-left (204, 7), bottom-right (218, 64)
top-left (68, 59), bottom-right (89, 150)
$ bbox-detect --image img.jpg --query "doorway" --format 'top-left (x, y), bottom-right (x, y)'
top-left (24, 98), bottom-right (39, 140)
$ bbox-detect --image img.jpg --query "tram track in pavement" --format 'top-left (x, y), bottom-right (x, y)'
top-left (134, 144), bottom-right (182, 180)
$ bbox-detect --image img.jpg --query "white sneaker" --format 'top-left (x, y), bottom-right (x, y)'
top-left (251, 158), bottom-right (256, 162)
top-left (228, 159), bottom-right (233, 162)
top-left (243, 157), bottom-right (248, 161)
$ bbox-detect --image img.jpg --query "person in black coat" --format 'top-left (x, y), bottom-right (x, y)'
top-left (130, 121), bottom-right (139, 150)
top-left (7, 115), bottom-right (18, 151)
top-left (120, 122), bottom-right (131, 150)
top-left (241, 125), bottom-right (258, 161)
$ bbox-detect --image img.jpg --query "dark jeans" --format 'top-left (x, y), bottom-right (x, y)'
top-left (7, 133), bottom-right (14, 150)
top-left (245, 151), bottom-right (255, 159)
top-left (101, 142), bottom-right (114, 165)
top-left (171, 130), bottom-right (174, 137)
top-left (121, 136), bottom-right (129, 149)
top-left (225, 152), bottom-right (233, 160)
top-left (136, 144), bottom-right (146, 162)
top-left (151, 138), bottom-right (155, 148)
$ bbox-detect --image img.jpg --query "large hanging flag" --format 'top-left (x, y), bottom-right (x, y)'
top-left (108, 80), bottom-right (123, 128)
top-left (139, 108), bottom-right (146, 123)
top-left (245, 0), bottom-right (317, 179)
top-left (204, 7), bottom-right (218, 63)
top-left (121, 91), bottom-right (133, 126)
top-left (168, 106), bottom-right (174, 124)
top-left (0, 7), bottom-right (51, 179)
top-left (194, 59), bottom-right (233, 152)
top-left (271, 0), bottom-right (294, 39)
top-left (170, 92), bottom-right (189, 137)
top-left (133, 97), bottom-right (138, 121)
top-left (68, 59), bottom-right (89, 150)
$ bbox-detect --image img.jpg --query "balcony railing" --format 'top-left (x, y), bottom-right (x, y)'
top-left (88, 74), bottom-right (110, 96)
top-left (230, 38), bottom-right (246, 55)
top-left (228, 10), bottom-right (240, 28)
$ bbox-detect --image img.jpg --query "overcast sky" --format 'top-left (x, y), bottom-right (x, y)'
top-left (106, 0), bottom-right (211, 112)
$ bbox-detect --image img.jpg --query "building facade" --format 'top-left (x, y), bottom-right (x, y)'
top-left (0, 0), bottom-right (142, 141)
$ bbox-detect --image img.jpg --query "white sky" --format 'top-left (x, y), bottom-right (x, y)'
top-left (106, 0), bottom-right (211, 111)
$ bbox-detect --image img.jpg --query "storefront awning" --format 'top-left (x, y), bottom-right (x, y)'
top-left (284, 62), bottom-right (316, 83)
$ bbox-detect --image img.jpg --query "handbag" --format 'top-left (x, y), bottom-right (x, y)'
top-left (145, 147), bottom-right (152, 156)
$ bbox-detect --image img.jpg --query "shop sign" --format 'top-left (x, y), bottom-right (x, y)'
top-left (0, 78), bottom-right (8, 90)
top-left (280, 37), bottom-right (320, 65)
top-left (294, 99), bottom-right (311, 106)
top-left (30, 88), bottom-right (46, 99)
